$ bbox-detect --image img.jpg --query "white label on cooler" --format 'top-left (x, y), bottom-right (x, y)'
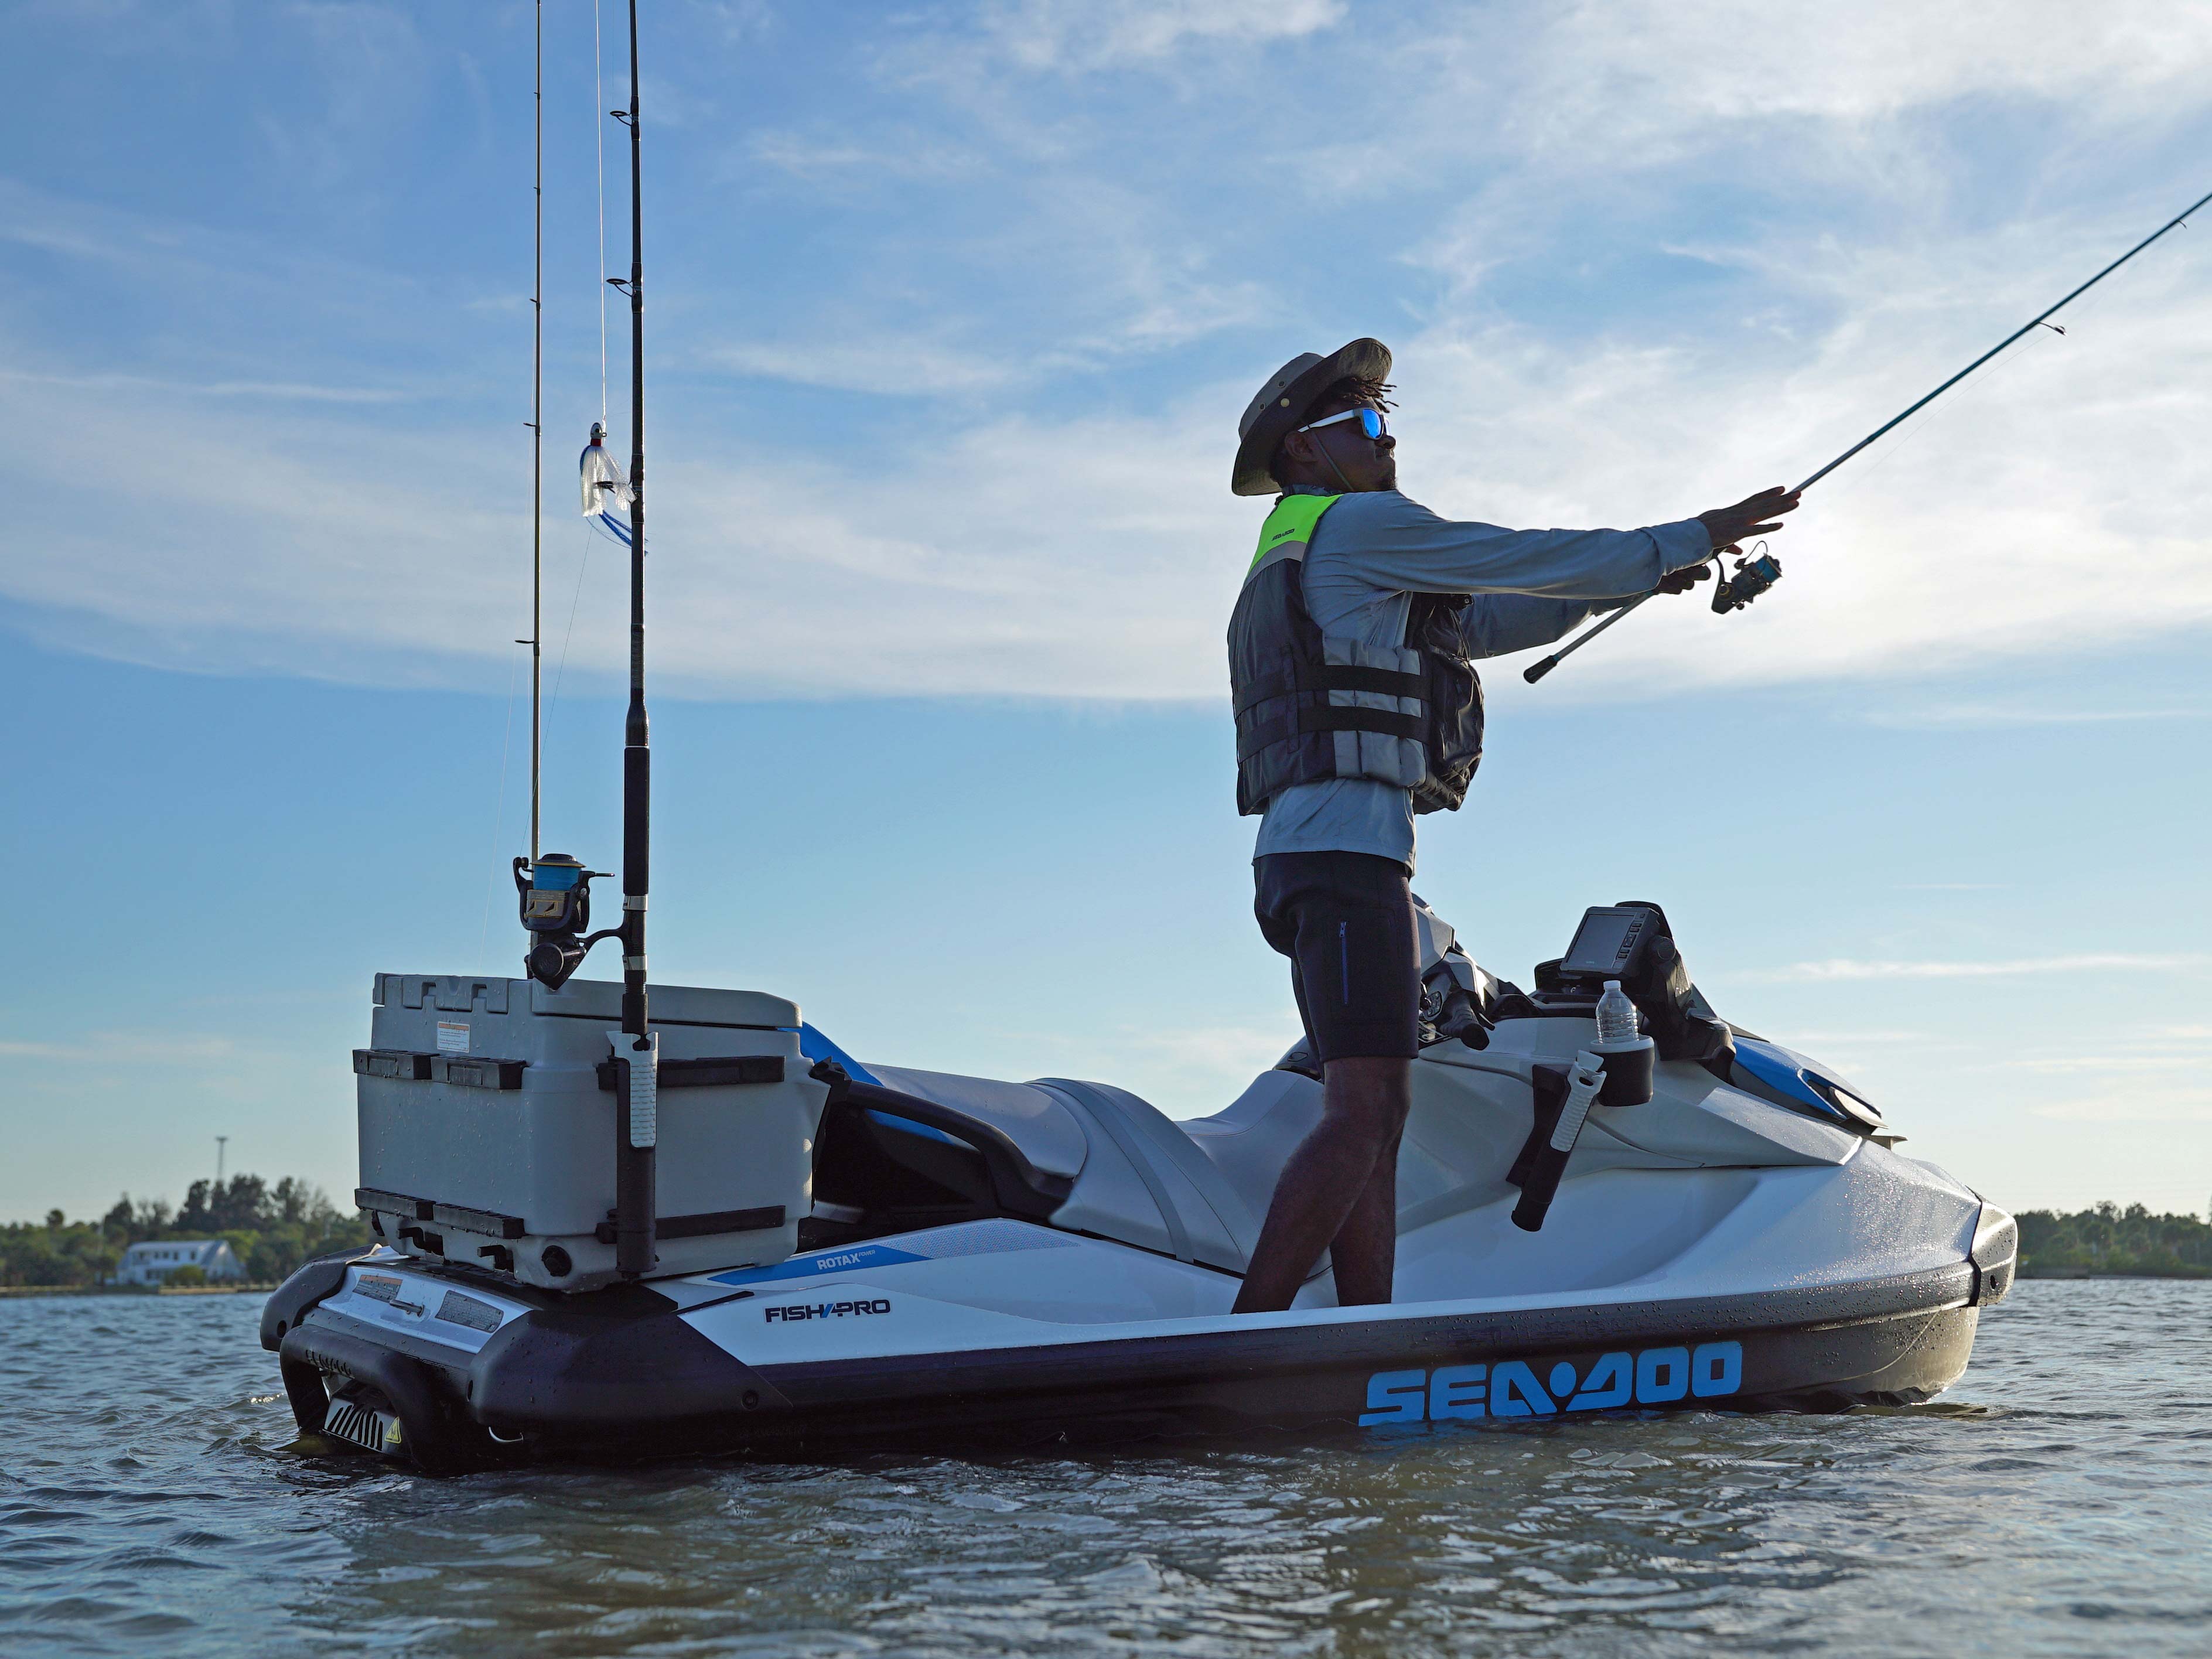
top-left (436, 1021), bottom-right (470, 1054)
top-left (613, 1030), bottom-right (658, 1149)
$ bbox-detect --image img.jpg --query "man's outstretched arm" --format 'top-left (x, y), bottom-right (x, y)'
top-left (1457, 593), bottom-right (1614, 659)
top-left (1317, 486), bottom-right (1799, 602)
top-left (1318, 491), bottom-right (1713, 601)
top-left (1457, 550), bottom-right (1722, 659)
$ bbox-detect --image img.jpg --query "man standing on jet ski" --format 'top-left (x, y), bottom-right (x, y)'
top-left (1226, 336), bottom-right (1798, 1314)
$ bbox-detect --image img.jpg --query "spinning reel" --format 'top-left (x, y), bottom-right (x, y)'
top-left (514, 852), bottom-right (619, 989)
top-left (1711, 544), bottom-right (1782, 615)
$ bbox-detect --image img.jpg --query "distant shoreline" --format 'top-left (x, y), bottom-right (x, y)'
top-left (0, 1283), bottom-right (277, 1299)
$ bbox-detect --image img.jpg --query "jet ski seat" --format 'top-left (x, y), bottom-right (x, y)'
top-left (1176, 1068), bottom-right (1325, 1241)
top-left (863, 1066), bottom-right (1263, 1275)
top-left (855, 1060), bottom-right (1530, 1290)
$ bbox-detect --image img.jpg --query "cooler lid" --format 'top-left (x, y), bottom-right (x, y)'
top-left (527, 976), bottom-right (798, 1030)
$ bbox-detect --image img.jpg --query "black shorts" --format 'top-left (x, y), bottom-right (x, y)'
top-left (1253, 851), bottom-right (1420, 1064)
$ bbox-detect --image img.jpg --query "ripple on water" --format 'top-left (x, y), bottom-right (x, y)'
top-left (2, 1283), bottom-right (2210, 1657)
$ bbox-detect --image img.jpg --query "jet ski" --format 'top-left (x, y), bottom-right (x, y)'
top-left (264, 898), bottom-right (2016, 1474)
top-left (262, 9), bottom-right (2011, 1474)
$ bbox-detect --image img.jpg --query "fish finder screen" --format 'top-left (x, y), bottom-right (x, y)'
top-left (1561, 907), bottom-right (1649, 978)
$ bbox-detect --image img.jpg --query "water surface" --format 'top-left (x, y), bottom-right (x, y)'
top-left (2, 1281), bottom-right (2206, 1656)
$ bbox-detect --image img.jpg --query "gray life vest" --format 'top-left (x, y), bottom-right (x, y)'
top-left (1228, 493), bottom-right (1485, 818)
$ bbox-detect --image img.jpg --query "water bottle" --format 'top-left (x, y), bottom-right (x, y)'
top-left (1592, 979), bottom-right (1655, 1107)
top-left (1596, 981), bottom-right (1638, 1047)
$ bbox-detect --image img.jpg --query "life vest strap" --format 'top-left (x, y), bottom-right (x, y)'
top-left (1236, 703), bottom-right (1424, 757)
top-left (1299, 705), bottom-right (1422, 739)
top-left (1233, 660), bottom-right (1425, 717)
top-left (1298, 661), bottom-right (1424, 698)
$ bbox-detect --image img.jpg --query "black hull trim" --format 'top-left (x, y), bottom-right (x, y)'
top-left (763, 1262), bottom-right (1978, 1415)
top-left (742, 1301), bottom-right (1985, 1456)
top-left (272, 1256), bottom-right (1999, 1472)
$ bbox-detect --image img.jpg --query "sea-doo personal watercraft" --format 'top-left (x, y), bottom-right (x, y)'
top-left (261, 5), bottom-right (2013, 1474)
top-left (266, 894), bottom-right (2016, 1473)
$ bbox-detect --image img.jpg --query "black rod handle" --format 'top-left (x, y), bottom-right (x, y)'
top-left (1523, 592), bottom-right (1654, 687)
top-left (612, 1035), bottom-right (658, 1277)
top-left (1511, 1149), bottom-right (1566, 1230)
top-left (1511, 1054), bottom-right (1604, 1233)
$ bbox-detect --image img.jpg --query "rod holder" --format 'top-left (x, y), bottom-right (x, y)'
top-left (1513, 1051), bottom-right (1606, 1233)
top-left (610, 1031), bottom-right (658, 1277)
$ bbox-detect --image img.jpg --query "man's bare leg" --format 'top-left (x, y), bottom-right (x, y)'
top-left (1231, 1056), bottom-right (1412, 1314)
top-left (1326, 1118), bottom-right (1404, 1307)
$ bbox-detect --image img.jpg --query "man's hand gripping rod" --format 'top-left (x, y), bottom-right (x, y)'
top-left (1524, 182), bottom-right (2212, 685)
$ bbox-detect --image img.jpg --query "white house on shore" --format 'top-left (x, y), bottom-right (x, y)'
top-left (113, 1240), bottom-right (246, 1286)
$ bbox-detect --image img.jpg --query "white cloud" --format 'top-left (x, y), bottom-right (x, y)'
top-left (2015, 1056), bottom-right (2205, 1075)
top-left (1530, 2), bottom-right (2212, 142)
top-left (13, 0), bottom-right (237, 54)
top-left (1341, 2), bottom-right (2212, 195)
top-left (748, 131), bottom-right (985, 183)
top-left (624, 404), bottom-right (1257, 698)
top-left (693, 0), bottom-right (776, 43)
top-left (0, 355), bottom-right (1255, 698)
top-left (1777, 1029), bottom-right (1960, 1048)
top-left (1861, 703), bottom-right (2212, 729)
top-left (10, 2), bottom-right (2212, 704)
top-left (2004, 1026), bottom-right (2212, 1075)
top-left (0, 1032), bottom-right (242, 1064)
top-left (254, 2), bottom-right (429, 193)
top-left (1745, 953), bottom-right (2208, 983)
top-left (2032, 1088), bottom-right (2212, 1124)
top-left (1388, 245), bottom-right (2212, 697)
top-left (1, 368), bottom-right (525, 686)
top-left (710, 336), bottom-right (1028, 396)
top-left (2, 367), bottom-right (405, 405)
top-left (16, 262), bottom-right (2212, 701)
top-left (969, 0), bottom-right (1346, 73)
top-left (633, 73), bottom-right (721, 131)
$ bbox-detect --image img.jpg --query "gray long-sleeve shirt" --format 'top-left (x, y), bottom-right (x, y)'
top-left (1253, 488), bottom-right (1712, 872)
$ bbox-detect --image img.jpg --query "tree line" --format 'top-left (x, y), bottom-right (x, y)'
top-left (2018, 1203), bottom-right (2211, 1277)
top-left (6, 1184), bottom-right (2204, 1287)
top-left (1, 1173), bottom-right (371, 1288)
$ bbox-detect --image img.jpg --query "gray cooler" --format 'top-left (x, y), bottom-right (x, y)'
top-left (354, 973), bottom-right (827, 1290)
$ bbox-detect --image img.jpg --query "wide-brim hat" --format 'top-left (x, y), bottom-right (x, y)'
top-left (1231, 336), bottom-right (1392, 497)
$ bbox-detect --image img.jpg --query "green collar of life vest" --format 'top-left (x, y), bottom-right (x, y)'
top-left (1249, 493), bottom-right (1343, 572)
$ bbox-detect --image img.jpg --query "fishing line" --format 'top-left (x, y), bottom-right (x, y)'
top-left (1831, 213), bottom-right (2184, 497)
top-left (595, 0), bottom-right (609, 431)
top-left (546, 521), bottom-right (597, 738)
top-left (480, 644), bottom-right (523, 965)
top-left (524, 4), bottom-right (609, 828)
top-left (1817, 323), bottom-right (2054, 503)
top-left (1821, 233), bottom-right (2160, 501)
top-left (1523, 183), bottom-right (2212, 685)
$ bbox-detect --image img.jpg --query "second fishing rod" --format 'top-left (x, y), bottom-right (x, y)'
top-left (1523, 182), bottom-right (2212, 686)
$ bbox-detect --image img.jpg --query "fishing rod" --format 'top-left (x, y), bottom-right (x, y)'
top-left (503, 0), bottom-right (656, 1283)
top-left (613, 0), bottom-right (654, 1279)
top-left (528, 0), bottom-right (544, 861)
top-left (1523, 182), bottom-right (2212, 685)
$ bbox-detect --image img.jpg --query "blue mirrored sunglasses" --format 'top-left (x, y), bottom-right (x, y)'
top-left (1296, 407), bottom-right (1388, 440)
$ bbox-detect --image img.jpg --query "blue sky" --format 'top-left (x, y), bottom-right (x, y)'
top-left (4, 0), bottom-right (2209, 1224)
